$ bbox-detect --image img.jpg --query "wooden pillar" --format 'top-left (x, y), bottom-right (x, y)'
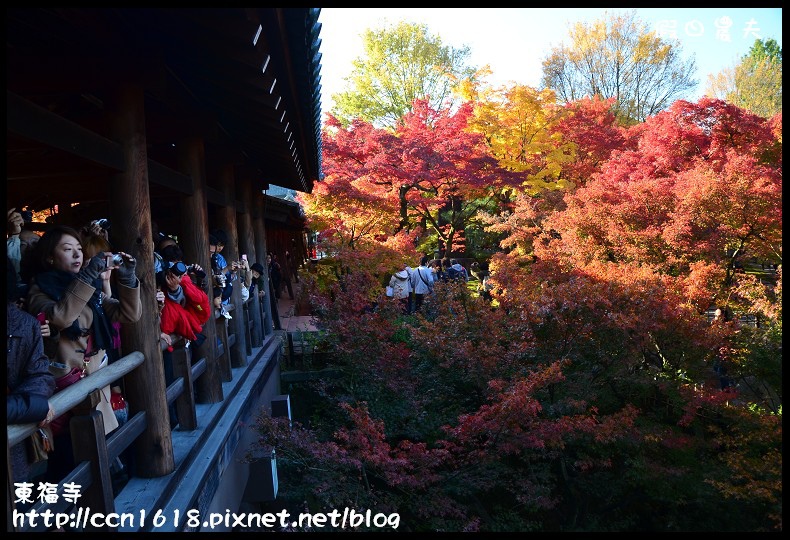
top-left (238, 176), bottom-right (258, 267)
top-left (252, 191), bottom-right (274, 334)
top-left (107, 83), bottom-right (174, 476)
top-left (178, 137), bottom-right (223, 403)
top-left (248, 279), bottom-right (264, 348)
top-left (253, 191), bottom-right (268, 275)
top-left (237, 177), bottom-right (262, 348)
top-left (217, 164), bottom-right (246, 368)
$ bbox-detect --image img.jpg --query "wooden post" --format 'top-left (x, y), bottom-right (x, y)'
top-left (107, 83), bottom-right (174, 476)
top-left (217, 163), bottom-right (247, 368)
top-left (171, 343), bottom-right (197, 430)
top-left (238, 176), bottom-right (260, 349)
top-left (215, 312), bottom-right (233, 382)
top-left (249, 287), bottom-right (264, 347)
top-left (178, 137), bottom-right (223, 404)
top-left (70, 391), bottom-right (114, 531)
top-left (238, 176), bottom-right (258, 266)
top-left (253, 191), bottom-right (274, 334)
top-left (242, 300), bottom-right (252, 354)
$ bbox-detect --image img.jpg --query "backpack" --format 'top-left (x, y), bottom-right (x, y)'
top-left (390, 272), bottom-right (411, 299)
top-left (446, 267), bottom-right (462, 280)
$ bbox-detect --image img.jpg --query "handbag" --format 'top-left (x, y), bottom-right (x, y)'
top-left (50, 366), bottom-right (84, 436)
top-left (241, 282), bottom-right (250, 303)
top-left (111, 386), bottom-right (129, 426)
top-left (54, 366), bottom-right (84, 391)
top-left (27, 426), bottom-right (54, 463)
top-left (385, 286), bottom-right (394, 297)
top-left (6, 384), bottom-right (55, 463)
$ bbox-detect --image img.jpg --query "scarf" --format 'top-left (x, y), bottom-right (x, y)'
top-left (34, 270), bottom-right (119, 362)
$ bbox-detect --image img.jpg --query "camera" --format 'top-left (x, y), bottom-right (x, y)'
top-left (96, 218), bottom-right (111, 230)
top-left (20, 210), bottom-right (34, 222)
top-left (167, 261), bottom-right (188, 277)
top-left (210, 252), bottom-right (221, 273)
top-left (106, 253), bottom-right (124, 268)
top-left (189, 265), bottom-right (207, 279)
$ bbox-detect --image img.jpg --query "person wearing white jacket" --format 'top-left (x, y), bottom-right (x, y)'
top-left (388, 264), bottom-right (412, 314)
top-left (410, 255), bottom-right (434, 313)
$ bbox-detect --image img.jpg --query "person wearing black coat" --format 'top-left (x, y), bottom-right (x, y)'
top-left (6, 304), bottom-right (54, 422)
top-left (7, 257), bottom-right (56, 483)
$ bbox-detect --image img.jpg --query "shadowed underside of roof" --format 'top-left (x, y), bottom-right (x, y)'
top-left (7, 8), bottom-right (323, 212)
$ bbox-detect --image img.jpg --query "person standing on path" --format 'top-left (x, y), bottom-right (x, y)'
top-left (410, 255), bottom-right (434, 313)
top-left (388, 264), bottom-right (412, 315)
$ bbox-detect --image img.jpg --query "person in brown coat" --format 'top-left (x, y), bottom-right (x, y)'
top-left (24, 226), bottom-right (142, 482)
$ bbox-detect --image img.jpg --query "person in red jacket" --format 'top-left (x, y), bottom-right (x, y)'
top-left (159, 261), bottom-right (210, 342)
top-left (156, 244), bottom-right (209, 427)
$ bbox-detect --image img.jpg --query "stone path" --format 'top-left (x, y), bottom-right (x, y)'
top-left (276, 279), bottom-right (320, 332)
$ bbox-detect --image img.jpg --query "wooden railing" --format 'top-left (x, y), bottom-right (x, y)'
top-left (7, 293), bottom-right (277, 532)
top-left (7, 352), bottom-right (145, 531)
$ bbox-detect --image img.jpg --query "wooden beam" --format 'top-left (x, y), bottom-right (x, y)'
top-left (147, 160), bottom-right (194, 194)
top-left (7, 91), bottom-right (195, 195)
top-left (7, 90), bottom-right (124, 170)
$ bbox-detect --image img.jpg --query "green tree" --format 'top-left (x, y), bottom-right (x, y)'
top-left (540, 9), bottom-right (697, 124)
top-left (330, 21), bottom-right (477, 129)
top-left (705, 38), bottom-right (782, 119)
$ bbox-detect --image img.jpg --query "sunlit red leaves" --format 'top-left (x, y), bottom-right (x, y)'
top-left (332, 402), bottom-right (449, 490)
top-left (665, 153), bottom-right (782, 265)
top-left (396, 100), bottom-right (512, 214)
top-left (445, 362), bottom-right (640, 463)
top-left (604, 98), bottom-right (779, 180)
top-left (680, 261), bottom-right (727, 313)
top-left (530, 98), bottom-right (781, 279)
top-left (481, 189), bottom-right (565, 257)
top-left (315, 101), bottom-right (519, 254)
top-left (550, 96), bottom-right (628, 187)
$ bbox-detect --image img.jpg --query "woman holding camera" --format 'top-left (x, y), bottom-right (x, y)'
top-left (82, 228), bottom-right (116, 298)
top-left (158, 243), bottom-right (210, 344)
top-left (24, 225), bottom-right (141, 483)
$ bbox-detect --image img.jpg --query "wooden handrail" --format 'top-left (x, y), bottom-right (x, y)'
top-left (7, 351), bottom-right (144, 447)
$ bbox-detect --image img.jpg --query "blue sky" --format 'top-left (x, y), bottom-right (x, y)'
top-left (317, 8), bottom-right (782, 115)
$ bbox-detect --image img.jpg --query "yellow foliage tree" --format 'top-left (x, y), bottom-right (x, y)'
top-left (705, 38), bottom-right (782, 119)
top-left (541, 9), bottom-right (697, 124)
top-left (465, 83), bottom-right (575, 196)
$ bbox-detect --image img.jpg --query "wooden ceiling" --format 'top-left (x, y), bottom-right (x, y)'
top-left (7, 8), bottom-right (323, 214)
